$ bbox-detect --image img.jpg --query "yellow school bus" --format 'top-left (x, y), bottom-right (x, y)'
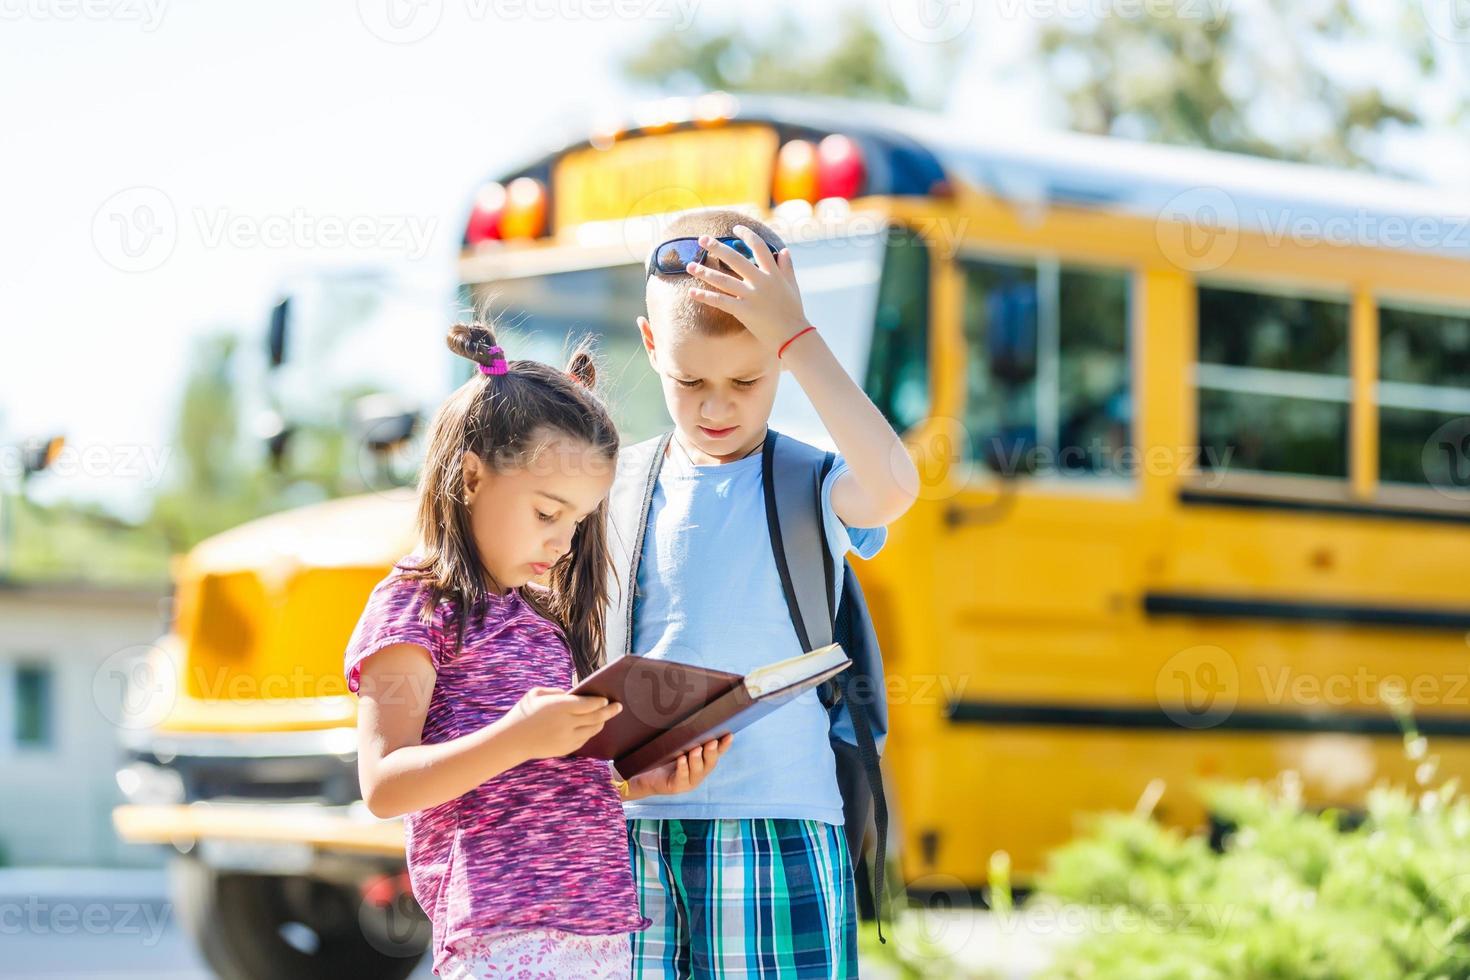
top-left (114, 92), bottom-right (1470, 974)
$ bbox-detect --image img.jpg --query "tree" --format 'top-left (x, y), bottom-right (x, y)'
top-left (622, 7), bottom-right (947, 108)
top-left (1035, 0), bottom-right (1461, 172)
top-left (146, 329), bottom-right (268, 551)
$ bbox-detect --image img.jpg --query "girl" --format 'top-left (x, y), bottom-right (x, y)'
top-left (345, 321), bottom-right (732, 979)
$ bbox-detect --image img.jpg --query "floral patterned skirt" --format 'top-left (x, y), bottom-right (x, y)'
top-left (439, 928), bottom-right (631, 979)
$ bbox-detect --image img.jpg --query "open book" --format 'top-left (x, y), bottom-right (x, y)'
top-left (570, 644), bottom-right (851, 778)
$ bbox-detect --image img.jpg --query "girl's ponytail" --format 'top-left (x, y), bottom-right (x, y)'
top-left (565, 345), bottom-right (598, 390)
top-left (405, 316), bottom-right (619, 680)
top-left (448, 321), bottom-right (511, 377)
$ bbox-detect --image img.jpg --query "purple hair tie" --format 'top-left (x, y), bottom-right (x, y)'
top-left (479, 345), bottom-right (509, 376)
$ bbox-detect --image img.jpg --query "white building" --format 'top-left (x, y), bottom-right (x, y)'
top-left (0, 580), bottom-right (169, 868)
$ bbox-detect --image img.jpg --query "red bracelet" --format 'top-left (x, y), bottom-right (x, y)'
top-left (778, 325), bottom-right (816, 358)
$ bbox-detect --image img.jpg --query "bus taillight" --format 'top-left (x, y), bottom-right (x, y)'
top-left (501, 177), bottom-right (547, 239)
top-left (465, 176), bottom-right (546, 247)
top-left (816, 134), bottom-right (865, 200)
top-left (774, 134), bottom-right (865, 205)
top-left (465, 182), bottom-right (506, 247)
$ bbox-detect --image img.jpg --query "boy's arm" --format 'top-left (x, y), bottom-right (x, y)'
top-left (686, 227), bottom-right (919, 528)
top-left (778, 329), bottom-right (917, 528)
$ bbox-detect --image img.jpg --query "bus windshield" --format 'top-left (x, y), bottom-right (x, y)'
top-left (477, 231), bottom-right (890, 447)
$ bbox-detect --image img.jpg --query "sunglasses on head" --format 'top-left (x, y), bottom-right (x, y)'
top-left (646, 235), bottom-right (781, 279)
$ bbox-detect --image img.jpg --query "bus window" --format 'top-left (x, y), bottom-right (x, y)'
top-left (961, 257), bottom-right (1129, 477)
top-left (472, 264), bottom-right (670, 442)
top-left (478, 230), bottom-right (904, 452)
top-left (1196, 285), bottom-right (1350, 480)
top-left (1378, 302), bottom-right (1470, 488)
top-left (766, 229), bottom-right (918, 447)
top-left (865, 226), bottom-right (931, 434)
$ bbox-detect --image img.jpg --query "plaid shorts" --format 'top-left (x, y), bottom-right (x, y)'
top-left (627, 817), bottom-right (859, 979)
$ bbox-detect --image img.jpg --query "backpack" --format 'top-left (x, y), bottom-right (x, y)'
top-left (604, 429), bottom-right (890, 942)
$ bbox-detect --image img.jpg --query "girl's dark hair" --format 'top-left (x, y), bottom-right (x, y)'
top-left (399, 318), bottom-right (618, 680)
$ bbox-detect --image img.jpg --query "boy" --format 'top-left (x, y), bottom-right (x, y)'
top-left (614, 208), bottom-right (918, 978)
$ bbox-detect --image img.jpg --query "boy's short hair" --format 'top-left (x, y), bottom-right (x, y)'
top-left (645, 208), bottom-right (787, 338)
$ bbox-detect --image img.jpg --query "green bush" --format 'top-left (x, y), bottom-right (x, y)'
top-left (1032, 722), bottom-right (1470, 980)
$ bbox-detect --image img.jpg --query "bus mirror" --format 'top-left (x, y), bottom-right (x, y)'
top-left (257, 412), bottom-right (293, 470)
top-left (353, 394), bottom-right (419, 454)
top-left (267, 298), bottom-right (290, 368)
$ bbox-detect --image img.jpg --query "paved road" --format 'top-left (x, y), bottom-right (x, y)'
top-left (0, 868), bottom-right (1059, 979)
top-left (0, 868), bottom-right (434, 980)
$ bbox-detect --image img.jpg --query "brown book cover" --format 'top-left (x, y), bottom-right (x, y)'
top-left (570, 644), bottom-right (851, 777)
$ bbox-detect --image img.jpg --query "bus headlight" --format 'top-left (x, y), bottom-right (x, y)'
top-left (116, 761), bottom-right (186, 806)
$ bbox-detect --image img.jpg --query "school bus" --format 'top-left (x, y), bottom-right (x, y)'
top-left (113, 92), bottom-right (1470, 976)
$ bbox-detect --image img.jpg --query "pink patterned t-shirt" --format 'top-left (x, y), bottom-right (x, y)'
top-left (344, 562), bottom-right (649, 976)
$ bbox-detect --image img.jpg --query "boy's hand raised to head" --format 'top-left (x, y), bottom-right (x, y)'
top-left (685, 226), bottom-right (813, 356)
top-left (687, 223), bottom-right (920, 530)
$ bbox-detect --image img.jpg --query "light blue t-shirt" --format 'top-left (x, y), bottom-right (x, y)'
top-left (621, 443), bottom-right (886, 825)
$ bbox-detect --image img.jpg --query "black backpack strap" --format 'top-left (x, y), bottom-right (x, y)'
top-left (763, 430), bottom-right (887, 942)
top-left (761, 429), bottom-right (831, 651)
top-left (604, 432), bottom-right (672, 664)
top-left (836, 665), bottom-right (888, 942)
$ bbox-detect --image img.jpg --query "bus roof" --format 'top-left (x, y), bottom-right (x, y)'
top-left (517, 94), bottom-right (1470, 263)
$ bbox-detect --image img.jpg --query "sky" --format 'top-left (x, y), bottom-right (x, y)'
top-left (2, 0), bottom-right (1466, 518)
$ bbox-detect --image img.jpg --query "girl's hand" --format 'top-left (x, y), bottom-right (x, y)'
top-left (626, 734), bottom-right (733, 799)
top-left (684, 226), bottom-right (811, 356)
top-left (502, 686), bottom-right (622, 761)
